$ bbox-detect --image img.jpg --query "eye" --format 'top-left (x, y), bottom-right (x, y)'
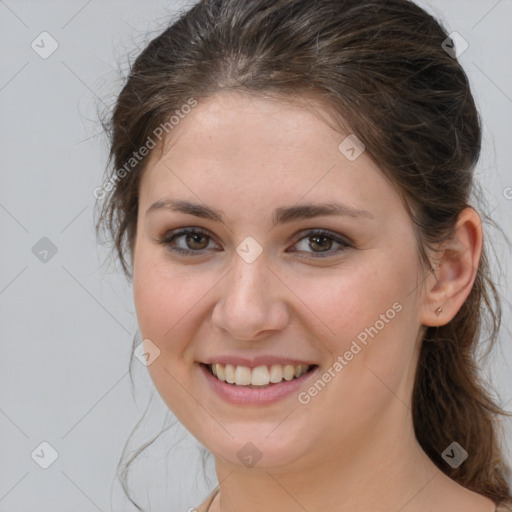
top-left (156, 227), bottom-right (351, 258)
top-left (157, 227), bottom-right (219, 255)
top-left (288, 229), bottom-right (350, 257)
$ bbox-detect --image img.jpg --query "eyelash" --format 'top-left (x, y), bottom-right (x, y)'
top-left (157, 227), bottom-right (351, 258)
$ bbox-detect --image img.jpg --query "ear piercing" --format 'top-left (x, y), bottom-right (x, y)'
top-left (435, 307), bottom-right (443, 317)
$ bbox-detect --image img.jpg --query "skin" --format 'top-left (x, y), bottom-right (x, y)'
top-left (132, 91), bottom-right (494, 512)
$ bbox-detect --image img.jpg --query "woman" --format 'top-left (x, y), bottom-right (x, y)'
top-left (95, 0), bottom-right (512, 510)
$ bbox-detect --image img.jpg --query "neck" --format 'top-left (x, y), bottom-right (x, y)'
top-left (212, 404), bottom-right (441, 512)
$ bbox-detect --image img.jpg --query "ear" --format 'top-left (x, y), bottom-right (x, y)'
top-left (420, 207), bottom-right (483, 327)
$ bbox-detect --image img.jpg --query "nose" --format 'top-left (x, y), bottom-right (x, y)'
top-left (211, 254), bottom-right (290, 341)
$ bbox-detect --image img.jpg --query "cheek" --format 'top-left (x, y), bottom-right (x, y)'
top-left (290, 247), bottom-right (420, 374)
top-left (133, 251), bottom-right (198, 356)
top-left (293, 260), bottom-right (408, 335)
top-left (133, 257), bottom-right (166, 341)
top-left (290, 256), bottom-right (420, 436)
top-left (132, 251), bottom-right (207, 424)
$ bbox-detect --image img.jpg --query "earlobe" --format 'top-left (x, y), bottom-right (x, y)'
top-left (420, 207), bottom-right (483, 327)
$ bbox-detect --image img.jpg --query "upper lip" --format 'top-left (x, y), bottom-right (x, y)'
top-left (201, 356), bottom-right (317, 368)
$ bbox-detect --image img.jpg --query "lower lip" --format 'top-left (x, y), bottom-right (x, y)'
top-left (199, 363), bottom-right (319, 405)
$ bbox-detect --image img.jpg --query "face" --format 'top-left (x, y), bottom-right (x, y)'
top-left (133, 91), bottom-right (426, 472)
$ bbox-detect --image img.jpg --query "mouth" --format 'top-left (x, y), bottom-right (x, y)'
top-left (201, 362), bottom-right (318, 389)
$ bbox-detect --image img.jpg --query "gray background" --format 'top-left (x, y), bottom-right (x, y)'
top-left (0, 1), bottom-right (511, 511)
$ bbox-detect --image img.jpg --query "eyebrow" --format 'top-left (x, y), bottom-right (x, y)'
top-left (145, 199), bottom-right (373, 227)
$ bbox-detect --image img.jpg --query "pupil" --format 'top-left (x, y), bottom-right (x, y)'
top-left (310, 235), bottom-right (331, 252)
top-left (187, 233), bottom-right (208, 249)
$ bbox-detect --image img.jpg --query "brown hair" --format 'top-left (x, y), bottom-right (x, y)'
top-left (95, 0), bottom-right (512, 509)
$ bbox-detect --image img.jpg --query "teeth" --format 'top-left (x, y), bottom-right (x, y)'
top-left (252, 366), bottom-right (270, 386)
top-left (269, 364), bottom-right (283, 383)
top-left (225, 364), bottom-right (236, 384)
top-left (234, 365), bottom-right (252, 385)
top-left (215, 364), bottom-right (225, 381)
top-left (208, 363), bottom-right (311, 386)
top-left (283, 365), bottom-right (295, 381)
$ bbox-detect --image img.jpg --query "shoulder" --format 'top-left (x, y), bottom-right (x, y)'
top-left (496, 503), bottom-right (512, 512)
top-left (194, 487), bottom-right (219, 512)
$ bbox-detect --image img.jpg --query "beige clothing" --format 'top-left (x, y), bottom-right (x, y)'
top-left (195, 488), bottom-right (217, 512)
top-left (196, 489), bottom-right (512, 512)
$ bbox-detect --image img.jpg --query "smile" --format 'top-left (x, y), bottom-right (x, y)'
top-left (208, 363), bottom-right (312, 387)
top-left (199, 362), bottom-right (319, 405)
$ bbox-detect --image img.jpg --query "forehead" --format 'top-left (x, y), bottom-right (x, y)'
top-left (138, 91), bottom-right (397, 223)
top-left (161, 91), bottom-right (345, 165)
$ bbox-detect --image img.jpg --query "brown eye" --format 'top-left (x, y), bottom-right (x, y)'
top-left (159, 227), bottom-right (219, 255)
top-left (308, 234), bottom-right (333, 252)
top-left (184, 232), bottom-right (209, 250)
top-left (289, 229), bottom-right (350, 257)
